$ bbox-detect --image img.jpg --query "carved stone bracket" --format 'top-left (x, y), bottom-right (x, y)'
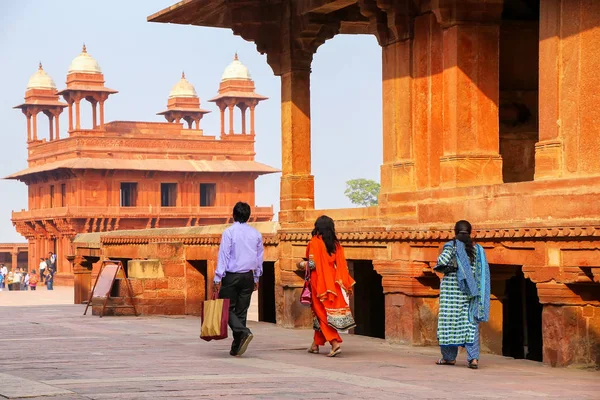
top-left (229, 0), bottom-right (340, 75)
top-left (373, 260), bottom-right (439, 295)
top-left (523, 265), bottom-right (599, 285)
top-left (428, 0), bottom-right (504, 28)
top-left (358, 0), bottom-right (415, 46)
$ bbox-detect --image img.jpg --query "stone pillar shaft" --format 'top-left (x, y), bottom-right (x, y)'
top-left (32, 112), bottom-right (38, 141)
top-left (55, 111), bottom-right (60, 140)
top-left (380, 39), bottom-right (415, 195)
top-left (535, 0), bottom-right (600, 179)
top-left (75, 99), bottom-right (81, 130)
top-left (26, 114), bottom-right (32, 142)
top-left (228, 104), bottom-right (234, 135)
top-left (280, 69), bottom-right (314, 212)
top-left (99, 100), bottom-right (105, 129)
top-left (250, 105), bottom-right (256, 135)
top-left (439, 22), bottom-right (503, 187)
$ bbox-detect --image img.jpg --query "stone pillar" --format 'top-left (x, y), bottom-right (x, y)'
top-left (536, 282), bottom-right (600, 367)
top-left (228, 102), bottom-right (235, 135)
top-left (380, 39), bottom-right (415, 195)
top-left (67, 102), bottom-right (73, 132)
top-left (373, 260), bottom-right (439, 344)
top-left (11, 250), bottom-right (18, 271)
top-left (99, 100), bottom-right (105, 129)
top-left (32, 112), bottom-right (38, 141)
top-left (535, 0), bottom-right (600, 179)
top-left (54, 110), bottom-right (60, 140)
top-left (279, 68), bottom-right (314, 213)
top-left (413, 13), bottom-right (444, 190)
top-left (240, 104), bottom-right (247, 134)
top-left (91, 99), bottom-right (98, 128)
top-left (276, 241), bottom-right (312, 328)
top-left (48, 114), bottom-right (54, 141)
top-left (434, 1), bottom-right (504, 187)
top-left (75, 99), bottom-right (81, 130)
top-left (26, 113), bottom-right (32, 142)
top-left (219, 104), bottom-right (226, 136)
top-left (249, 103), bottom-right (256, 135)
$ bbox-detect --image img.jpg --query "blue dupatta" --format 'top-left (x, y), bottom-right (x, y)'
top-left (454, 240), bottom-right (491, 323)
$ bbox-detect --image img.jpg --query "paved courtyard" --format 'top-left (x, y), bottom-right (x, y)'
top-left (0, 288), bottom-right (598, 399)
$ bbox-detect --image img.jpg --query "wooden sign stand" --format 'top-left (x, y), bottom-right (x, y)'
top-left (84, 260), bottom-right (137, 317)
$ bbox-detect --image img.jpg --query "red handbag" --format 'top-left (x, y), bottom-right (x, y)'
top-left (300, 264), bottom-right (312, 306)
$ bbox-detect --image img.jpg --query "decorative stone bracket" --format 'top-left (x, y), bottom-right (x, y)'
top-left (373, 260), bottom-right (439, 296)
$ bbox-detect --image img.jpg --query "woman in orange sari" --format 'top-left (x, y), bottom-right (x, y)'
top-left (298, 216), bottom-right (356, 357)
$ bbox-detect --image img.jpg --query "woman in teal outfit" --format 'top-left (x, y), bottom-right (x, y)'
top-left (435, 220), bottom-right (490, 369)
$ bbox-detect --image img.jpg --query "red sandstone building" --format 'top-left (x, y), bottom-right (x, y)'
top-left (101, 0), bottom-right (597, 369)
top-left (6, 46), bottom-right (277, 284)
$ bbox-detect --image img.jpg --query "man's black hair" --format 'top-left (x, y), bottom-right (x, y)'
top-left (233, 202), bottom-right (251, 223)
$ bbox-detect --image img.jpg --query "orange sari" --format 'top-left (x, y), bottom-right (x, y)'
top-left (306, 236), bottom-right (356, 345)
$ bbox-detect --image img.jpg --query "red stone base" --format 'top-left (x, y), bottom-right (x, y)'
top-left (542, 305), bottom-right (600, 367)
top-left (54, 273), bottom-right (74, 286)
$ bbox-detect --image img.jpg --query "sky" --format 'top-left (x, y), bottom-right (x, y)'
top-left (0, 0), bottom-right (382, 243)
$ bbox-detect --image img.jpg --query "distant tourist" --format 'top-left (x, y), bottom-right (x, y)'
top-left (39, 258), bottom-right (47, 285)
top-left (22, 268), bottom-right (29, 291)
top-left (0, 263), bottom-right (6, 290)
top-left (46, 265), bottom-right (55, 291)
top-left (298, 216), bottom-right (356, 358)
top-left (29, 270), bottom-right (39, 291)
top-left (12, 269), bottom-right (22, 291)
top-left (0, 270), bottom-right (4, 291)
top-left (48, 252), bottom-right (57, 274)
top-left (6, 271), bottom-right (13, 290)
top-left (214, 202), bottom-right (264, 357)
top-left (435, 220), bottom-right (490, 369)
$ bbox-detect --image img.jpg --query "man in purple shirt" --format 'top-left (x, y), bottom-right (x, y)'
top-left (214, 202), bottom-right (264, 356)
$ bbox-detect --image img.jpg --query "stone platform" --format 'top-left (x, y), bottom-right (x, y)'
top-left (0, 300), bottom-right (598, 399)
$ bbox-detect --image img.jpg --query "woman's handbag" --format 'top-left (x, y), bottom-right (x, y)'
top-left (300, 263), bottom-right (312, 306)
top-left (434, 240), bottom-right (458, 274)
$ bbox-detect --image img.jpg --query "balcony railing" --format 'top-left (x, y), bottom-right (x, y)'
top-left (12, 205), bottom-right (274, 221)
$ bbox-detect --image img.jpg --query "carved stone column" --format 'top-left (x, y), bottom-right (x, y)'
top-left (432, 0), bottom-right (504, 187)
top-left (524, 265), bottom-right (600, 367)
top-left (535, 0), bottom-right (600, 179)
top-left (373, 260), bottom-right (439, 344)
top-left (360, 0), bottom-right (417, 198)
top-left (11, 250), bottom-right (18, 271)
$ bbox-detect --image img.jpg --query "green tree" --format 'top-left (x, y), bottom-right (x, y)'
top-left (344, 179), bottom-right (380, 207)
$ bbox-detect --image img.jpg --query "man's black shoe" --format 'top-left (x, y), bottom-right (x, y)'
top-left (230, 340), bottom-right (240, 356)
top-left (235, 333), bottom-right (254, 357)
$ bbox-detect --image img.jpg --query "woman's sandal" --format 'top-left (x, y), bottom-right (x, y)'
top-left (435, 359), bottom-right (456, 366)
top-left (307, 345), bottom-right (319, 354)
top-left (467, 360), bottom-right (479, 369)
top-left (327, 346), bottom-right (342, 357)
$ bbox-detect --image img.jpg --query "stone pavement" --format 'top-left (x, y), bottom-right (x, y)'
top-left (0, 296), bottom-right (598, 399)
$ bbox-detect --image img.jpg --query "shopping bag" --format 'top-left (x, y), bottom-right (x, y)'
top-left (200, 292), bottom-right (230, 342)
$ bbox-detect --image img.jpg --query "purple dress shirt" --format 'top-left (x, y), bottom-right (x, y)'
top-left (214, 222), bottom-right (264, 284)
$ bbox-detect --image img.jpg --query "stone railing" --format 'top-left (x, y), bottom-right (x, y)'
top-left (12, 205), bottom-right (274, 220)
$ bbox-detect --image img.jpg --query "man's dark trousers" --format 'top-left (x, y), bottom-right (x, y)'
top-left (219, 271), bottom-right (254, 350)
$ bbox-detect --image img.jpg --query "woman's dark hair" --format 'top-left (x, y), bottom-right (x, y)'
top-left (232, 202), bottom-right (251, 223)
top-left (311, 215), bottom-right (339, 255)
top-left (455, 220), bottom-right (475, 264)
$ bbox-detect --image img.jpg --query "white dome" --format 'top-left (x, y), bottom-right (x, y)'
top-left (27, 63), bottom-right (56, 90)
top-left (221, 54), bottom-right (251, 81)
top-left (168, 72), bottom-right (198, 98)
top-left (68, 45), bottom-right (102, 74)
